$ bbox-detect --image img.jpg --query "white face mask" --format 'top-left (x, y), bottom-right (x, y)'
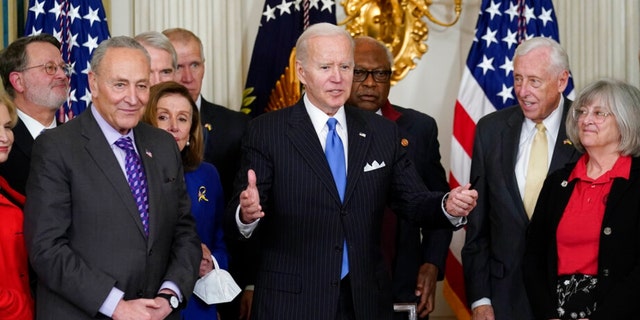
top-left (193, 255), bottom-right (241, 304)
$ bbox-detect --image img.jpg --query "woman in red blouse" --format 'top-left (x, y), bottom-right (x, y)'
top-left (524, 79), bottom-right (640, 320)
top-left (0, 93), bottom-right (34, 319)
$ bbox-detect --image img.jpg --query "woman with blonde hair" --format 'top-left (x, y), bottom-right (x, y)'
top-left (0, 93), bottom-right (34, 319)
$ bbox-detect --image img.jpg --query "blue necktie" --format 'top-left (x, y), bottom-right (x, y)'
top-left (115, 137), bottom-right (150, 236)
top-left (325, 118), bottom-right (348, 278)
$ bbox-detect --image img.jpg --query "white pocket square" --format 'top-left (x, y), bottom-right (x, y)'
top-left (364, 160), bottom-right (386, 172)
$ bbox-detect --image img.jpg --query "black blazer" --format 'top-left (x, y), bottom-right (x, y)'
top-left (227, 101), bottom-right (456, 319)
top-left (24, 109), bottom-right (201, 319)
top-left (524, 157), bottom-right (640, 320)
top-left (199, 98), bottom-right (249, 203)
top-left (0, 119), bottom-right (33, 195)
top-left (385, 105), bottom-right (450, 306)
top-left (462, 100), bottom-right (581, 319)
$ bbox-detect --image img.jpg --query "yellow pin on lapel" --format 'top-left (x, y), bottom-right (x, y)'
top-left (198, 186), bottom-right (209, 202)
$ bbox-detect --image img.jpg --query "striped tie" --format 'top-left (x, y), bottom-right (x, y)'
top-left (115, 137), bottom-right (150, 236)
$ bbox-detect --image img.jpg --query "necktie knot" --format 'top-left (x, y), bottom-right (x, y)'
top-left (535, 123), bottom-right (546, 133)
top-left (115, 137), bottom-right (135, 152)
top-left (327, 117), bottom-right (338, 131)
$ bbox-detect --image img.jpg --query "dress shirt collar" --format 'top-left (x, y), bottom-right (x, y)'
top-left (90, 105), bottom-right (136, 149)
top-left (195, 95), bottom-right (203, 112)
top-left (16, 109), bottom-right (57, 139)
top-left (521, 95), bottom-right (565, 143)
top-left (304, 93), bottom-right (347, 136)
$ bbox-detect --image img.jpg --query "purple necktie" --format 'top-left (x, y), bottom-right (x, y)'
top-left (115, 137), bottom-right (150, 236)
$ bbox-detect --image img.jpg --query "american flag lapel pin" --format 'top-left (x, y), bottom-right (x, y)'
top-left (145, 149), bottom-right (153, 158)
top-left (359, 132), bottom-right (366, 138)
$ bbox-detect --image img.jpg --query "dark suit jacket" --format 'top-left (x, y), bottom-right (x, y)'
top-left (381, 103), bottom-right (450, 307)
top-left (227, 101), bottom-right (457, 320)
top-left (23, 109), bottom-right (201, 319)
top-left (524, 157), bottom-right (640, 320)
top-left (0, 119), bottom-right (33, 195)
top-left (199, 98), bottom-right (249, 203)
top-left (461, 100), bottom-right (581, 319)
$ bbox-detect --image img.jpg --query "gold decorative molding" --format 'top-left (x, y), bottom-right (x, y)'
top-left (266, 48), bottom-right (302, 112)
top-left (340, 0), bottom-right (461, 85)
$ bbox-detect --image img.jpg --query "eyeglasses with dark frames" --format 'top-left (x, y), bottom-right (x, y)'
top-left (20, 61), bottom-right (72, 77)
top-left (353, 69), bottom-right (392, 83)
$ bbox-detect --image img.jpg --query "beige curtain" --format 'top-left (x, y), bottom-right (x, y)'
top-left (131, 0), bottom-right (244, 110)
top-left (555, 0), bottom-right (640, 91)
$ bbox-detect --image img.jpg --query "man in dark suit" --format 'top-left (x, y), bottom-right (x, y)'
top-left (461, 37), bottom-right (581, 320)
top-left (0, 34), bottom-right (69, 195)
top-left (230, 23), bottom-right (477, 320)
top-left (163, 27), bottom-right (253, 320)
top-left (347, 36), bottom-right (450, 320)
top-left (162, 27), bottom-right (249, 203)
top-left (23, 36), bottom-right (201, 320)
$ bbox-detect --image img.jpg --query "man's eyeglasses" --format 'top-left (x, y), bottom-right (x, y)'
top-left (353, 69), bottom-right (392, 83)
top-left (572, 107), bottom-right (613, 124)
top-left (21, 62), bottom-right (72, 77)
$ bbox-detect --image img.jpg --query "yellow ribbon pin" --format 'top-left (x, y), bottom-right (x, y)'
top-left (198, 186), bottom-right (209, 202)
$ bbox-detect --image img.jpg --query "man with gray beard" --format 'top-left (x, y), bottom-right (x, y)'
top-left (0, 34), bottom-right (70, 195)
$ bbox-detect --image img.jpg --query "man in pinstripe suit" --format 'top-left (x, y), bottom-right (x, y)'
top-left (227, 23), bottom-right (477, 320)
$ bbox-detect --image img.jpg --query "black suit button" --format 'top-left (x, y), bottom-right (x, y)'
top-left (137, 290), bottom-right (144, 297)
top-left (335, 245), bottom-right (342, 252)
top-left (331, 281), bottom-right (339, 287)
top-left (149, 249), bottom-right (153, 256)
top-left (602, 269), bottom-right (610, 277)
top-left (340, 210), bottom-right (348, 216)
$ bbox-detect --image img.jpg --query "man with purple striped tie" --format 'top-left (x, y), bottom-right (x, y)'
top-left (24, 36), bottom-right (201, 320)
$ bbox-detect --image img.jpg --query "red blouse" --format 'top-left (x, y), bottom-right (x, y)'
top-left (0, 176), bottom-right (34, 319)
top-left (556, 154), bottom-right (631, 276)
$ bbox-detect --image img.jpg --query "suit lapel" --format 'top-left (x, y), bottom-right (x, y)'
top-left (80, 111), bottom-right (149, 238)
top-left (134, 125), bottom-right (163, 241)
top-left (606, 157), bottom-right (640, 213)
top-left (12, 119), bottom-right (34, 159)
top-left (286, 103), bottom-right (345, 204)
top-left (550, 100), bottom-right (580, 172)
top-left (344, 107), bottom-right (370, 204)
top-left (502, 108), bottom-right (528, 222)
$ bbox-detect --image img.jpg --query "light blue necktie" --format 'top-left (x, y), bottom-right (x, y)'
top-left (325, 118), bottom-right (348, 278)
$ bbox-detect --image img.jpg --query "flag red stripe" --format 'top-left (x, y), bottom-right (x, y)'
top-left (445, 250), bottom-right (467, 307)
top-left (452, 100), bottom-right (476, 158)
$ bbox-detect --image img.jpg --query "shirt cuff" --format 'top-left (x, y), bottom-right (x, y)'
top-left (99, 287), bottom-right (125, 317)
top-left (159, 281), bottom-right (183, 302)
top-left (236, 204), bottom-right (260, 238)
top-left (471, 297), bottom-right (492, 310)
top-left (441, 192), bottom-right (467, 227)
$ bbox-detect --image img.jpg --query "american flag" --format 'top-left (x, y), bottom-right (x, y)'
top-left (243, 0), bottom-right (336, 118)
top-left (24, 0), bottom-right (110, 121)
top-left (446, 0), bottom-right (573, 318)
